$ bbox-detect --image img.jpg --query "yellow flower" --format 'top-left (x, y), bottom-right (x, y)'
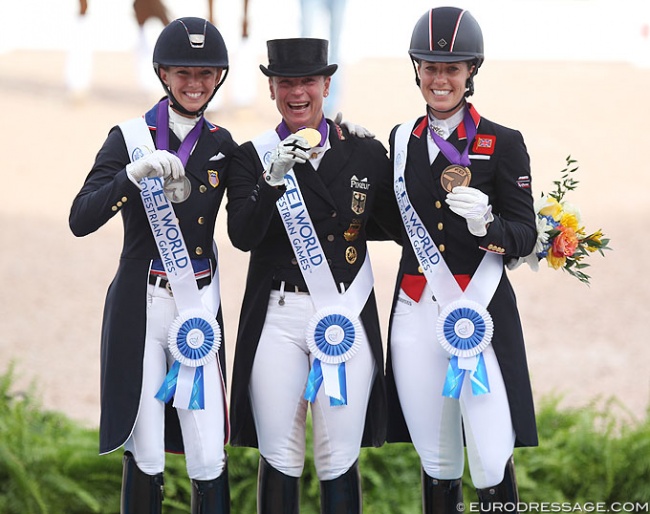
top-left (584, 229), bottom-right (604, 252)
top-left (538, 197), bottom-right (562, 221)
top-left (546, 252), bottom-right (566, 270)
top-left (560, 212), bottom-right (580, 231)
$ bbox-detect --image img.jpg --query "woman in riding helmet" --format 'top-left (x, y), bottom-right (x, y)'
top-left (70, 17), bottom-right (236, 513)
top-left (385, 6), bottom-right (538, 512)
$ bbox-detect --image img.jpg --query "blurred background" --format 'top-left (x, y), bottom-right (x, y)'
top-left (1, 0), bottom-right (649, 428)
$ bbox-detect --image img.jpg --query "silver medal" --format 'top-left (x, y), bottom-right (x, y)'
top-left (164, 176), bottom-right (192, 203)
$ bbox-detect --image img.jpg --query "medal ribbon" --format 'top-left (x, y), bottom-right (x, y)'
top-left (155, 98), bottom-right (204, 166)
top-left (252, 130), bottom-right (375, 406)
top-left (119, 116), bottom-right (222, 411)
top-left (427, 108), bottom-right (477, 167)
top-left (393, 119), bottom-right (503, 398)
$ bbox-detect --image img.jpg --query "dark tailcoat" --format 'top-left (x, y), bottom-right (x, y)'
top-left (69, 103), bottom-right (237, 454)
top-left (226, 120), bottom-right (398, 449)
top-left (386, 107), bottom-right (539, 447)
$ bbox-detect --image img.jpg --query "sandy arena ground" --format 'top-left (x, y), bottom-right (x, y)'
top-left (1, 49), bottom-right (648, 429)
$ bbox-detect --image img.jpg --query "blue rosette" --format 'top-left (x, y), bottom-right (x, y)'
top-left (436, 299), bottom-right (494, 357)
top-left (168, 309), bottom-right (221, 367)
top-left (306, 306), bottom-right (361, 365)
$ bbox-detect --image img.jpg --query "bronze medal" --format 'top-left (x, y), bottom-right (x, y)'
top-left (344, 220), bottom-right (361, 242)
top-left (440, 165), bottom-right (472, 193)
top-left (164, 176), bottom-right (192, 203)
top-left (345, 246), bottom-right (358, 264)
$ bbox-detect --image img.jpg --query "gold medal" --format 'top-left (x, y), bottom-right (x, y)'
top-left (295, 127), bottom-right (322, 148)
top-left (345, 246), bottom-right (358, 264)
top-left (164, 176), bottom-right (192, 203)
top-left (440, 165), bottom-right (471, 193)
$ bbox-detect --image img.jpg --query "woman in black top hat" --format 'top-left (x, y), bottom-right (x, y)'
top-left (385, 7), bottom-right (537, 512)
top-left (69, 18), bottom-right (235, 513)
top-left (226, 38), bottom-right (398, 513)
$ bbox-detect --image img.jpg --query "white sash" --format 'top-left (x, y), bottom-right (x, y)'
top-left (119, 117), bottom-right (223, 410)
top-left (252, 132), bottom-right (374, 405)
top-left (393, 120), bottom-right (503, 398)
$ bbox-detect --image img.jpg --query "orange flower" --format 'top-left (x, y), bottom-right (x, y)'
top-left (551, 226), bottom-right (579, 258)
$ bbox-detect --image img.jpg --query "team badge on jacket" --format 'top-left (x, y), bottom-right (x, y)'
top-left (344, 220), bottom-right (361, 242)
top-left (471, 134), bottom-right (496, 155)
top-left (208, 170), bottom-right (219, 188)
top-left (351, 192), bottom-right (366, 215)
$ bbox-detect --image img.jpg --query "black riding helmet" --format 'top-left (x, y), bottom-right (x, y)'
top-left (409, 7), bottom-right (483, 100)
top-left (153, 17), bottom-right (229, 117)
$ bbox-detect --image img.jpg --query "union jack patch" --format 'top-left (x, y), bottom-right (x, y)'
top-left (472, 134), bottom-right (496, 155)
top-left (208, 170), bottom-right (219, 188)
top-left (516, 175), bottom-right (531, 189)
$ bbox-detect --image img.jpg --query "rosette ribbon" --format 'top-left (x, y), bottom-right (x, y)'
top-left (155, 308), bottom-right (221, 409)
top-left (253, 127), bottom-right (375, 408)
top-left (304, 307), bottom-right (361, 405)
top-left (394, 119), bottom-right (504, 399)
top-left (437, 300), bottom-right (493, 398)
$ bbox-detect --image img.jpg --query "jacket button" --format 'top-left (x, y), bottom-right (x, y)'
top-left (435, 201), bottom-right (442, 209)
top-left (198, 217), bottom-right (205, 225)
top-left (417, 266), bottom-right (423, 274)
top-left (327, 234), bottom-right (334, 242)
top-left (111, 206), bottom-right (118, 211)
top-left (195, 247), bottom-right (203, 255)
top-left (121, 196), bottom-right (128, 203)
top-left (199, 185), bottom-right (208, 193)
top-left (437, 222), bottom-right (443, 231)
top-left (439, 244), bottom-right (446, 252)
top-left (116, 201), bottom-right (123, 207)
top-left (291, 258), bottom-right (298, 265)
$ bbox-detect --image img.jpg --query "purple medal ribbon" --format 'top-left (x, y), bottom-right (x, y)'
top-left (428, 108), bottom-right (477, 167)
top-left (156, 98), bottom-right (204, 166)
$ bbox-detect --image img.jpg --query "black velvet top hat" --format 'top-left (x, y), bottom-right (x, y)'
top-left (260, 38), bottom-right (338, 77)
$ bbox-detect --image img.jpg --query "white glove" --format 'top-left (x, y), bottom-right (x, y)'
top-left (126, 149), bottom-right (184, 185)
top-left (334, 112), bottom-right (375, 138)
top-left (445, 186), bottom-right (494, 237)
top-left (263, 134), bottom-right (310, 186)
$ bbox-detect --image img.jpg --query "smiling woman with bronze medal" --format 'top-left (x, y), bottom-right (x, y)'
top-left (385, 6), bottom-right (539, 511)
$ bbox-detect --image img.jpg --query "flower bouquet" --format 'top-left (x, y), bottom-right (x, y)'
top-left (516, 156), bottom-right (611, 285)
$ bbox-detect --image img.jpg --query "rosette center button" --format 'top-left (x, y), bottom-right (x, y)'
top-left (455, 319), bottom-right (475, 338)
top-left (187, 328), bottom-right (206, 349)
top-left (325, 325), bottom-right (345, 345)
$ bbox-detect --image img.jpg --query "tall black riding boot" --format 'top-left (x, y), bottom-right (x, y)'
top-left (320, 460), bottom-right (362, 514)
top-left (476, 456), bottom-right (519, 514)
top-left (191, 461), bottom-right (230, 513)
top-left (422, 469), bottom-right (463, 514)
top-left (257, 456), bottom-right (300, 514)
top-left (120, 451), bottom-right (164, 514)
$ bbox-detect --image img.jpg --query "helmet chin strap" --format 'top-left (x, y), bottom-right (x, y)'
top-left (158, 67), bottom-right (229, 118)
top-left (428, 98), bottom-right (467, 116)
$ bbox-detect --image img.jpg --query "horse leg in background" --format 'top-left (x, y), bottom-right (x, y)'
top-left (133, 0), bottom-right (170, 92)
top-left (65, 0), bottom-right (93, 100)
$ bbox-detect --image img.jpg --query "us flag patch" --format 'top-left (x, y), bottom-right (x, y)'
top-left (517, 175), bottom-right (531, 189)
top-left (472, 134), bottom-right (496, 155)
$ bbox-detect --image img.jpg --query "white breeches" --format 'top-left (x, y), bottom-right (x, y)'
top-left (124, 283), bottom-right (227, 481)
top-left (250, 290), bottom-right (376, 481)
top-left (390, 284), bottom-right (515, 489)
